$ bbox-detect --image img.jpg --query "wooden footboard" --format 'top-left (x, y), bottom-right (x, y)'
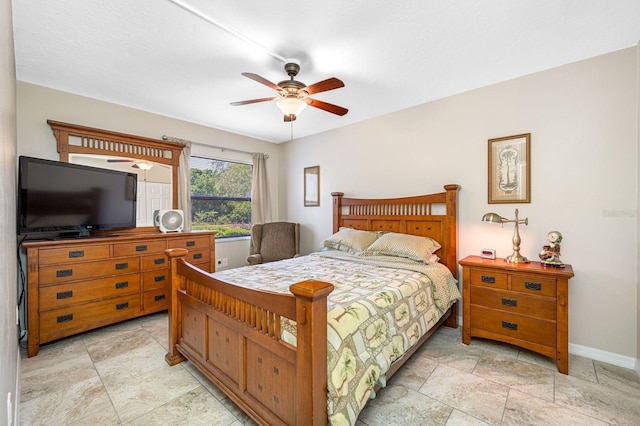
top-left (164, 248), bottom-right (334, 426)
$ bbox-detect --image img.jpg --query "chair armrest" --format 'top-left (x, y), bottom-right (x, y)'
top-left (247, 254), bottom-right (263, 265)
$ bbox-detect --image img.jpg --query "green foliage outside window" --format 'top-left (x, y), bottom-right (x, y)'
top-left (190, 157), bottom-right (252, 238)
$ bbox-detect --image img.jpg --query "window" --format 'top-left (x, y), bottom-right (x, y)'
top-left (190, 156), bottom-right (252, 238)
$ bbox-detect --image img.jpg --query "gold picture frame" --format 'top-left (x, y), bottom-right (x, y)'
top-left (304, 165), bottom-right (320, 207)
top-left (488, 133), bottom-right (530, 204)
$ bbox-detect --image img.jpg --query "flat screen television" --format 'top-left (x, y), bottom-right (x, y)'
top-left (18, 156), bottom-right (137, 238)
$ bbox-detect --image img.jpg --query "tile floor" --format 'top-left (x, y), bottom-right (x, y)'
top-left (20, 312), bottom-right (640, 425)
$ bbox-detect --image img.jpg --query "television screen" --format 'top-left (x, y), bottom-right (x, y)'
top-left (18, 156), bottom-right (137, 237)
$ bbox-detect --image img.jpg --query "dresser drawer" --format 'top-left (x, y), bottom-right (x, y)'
top-left (39, 258), bottom-right (140, 285)
top-left (167, 236), bottom-right (210, 250)
top-left (142, 270), bottom-right (169, 291)
top-left (142, 253), bottom-right (169, 270)
top-left (511, 275), bottom-right (556, 297)
top-left (469, 269), bottom-right (508, 289)
top-left (470, 305), bottom-right (556, 348)
top-left (113, 240), bottom-right (167, 257)
top-left (39, 273), bottom-right (141, 310)
top-left (39, 294), bottom-right (141, 337)
top-left (470, 286), bottom-right (556, 320)
top-left (38, 245), bottom-right (111, 266)
top-left (143, 288), bottom-right (169, 312)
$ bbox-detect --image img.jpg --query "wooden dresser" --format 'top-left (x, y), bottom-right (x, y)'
top-left (459, 255), bottom-right (574, 374)
top-left (24, 231), bottom-right (216, 357)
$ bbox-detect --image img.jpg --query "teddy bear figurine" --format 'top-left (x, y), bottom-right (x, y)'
top-left (539, 231), bottom-right (564, 267)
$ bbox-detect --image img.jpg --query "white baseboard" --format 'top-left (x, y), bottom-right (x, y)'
top-left (569, 342), bottom-right (639, 372)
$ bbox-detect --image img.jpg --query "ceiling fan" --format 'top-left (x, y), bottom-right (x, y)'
top-left (231, 62), bottom-right (348, 122)
top-left (107, 159), bottom-right (153, 170)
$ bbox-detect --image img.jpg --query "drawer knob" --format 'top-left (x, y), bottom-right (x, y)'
top-left (481, 275), bottom-right (496, 284)
top-left (57, 313), bottom-right (73, 323)
top-left (502, 298), bottom-right (518, 307)
top-left (154, 275), bottom-right (166, 282)
top-left (525, 281), bottom-right (542, 291)
top-left (56, 269), bottom-right (73, 278)
top-left (115, 281), bottom-right (129, 289)
top-left (186, 241), bottom-right (196, 247)
top-left (193, 253), bottom-right (203, 260)
top-left (56, 290), bottom-right (73, 299)
top-left (154, 258), bottom-right (165, 265)
top-left (115, 262), bottom-right (129, 270)
top-left (68, 250), bottom-right (85, 258)
top-left (116, 302), bottom-right (129, 310)
top-left (154, 294), bottom-right (166, 301)
top-left (502, 321), bottom-right (518, 330)
top-left (135, 245), bottom-right (148, 252)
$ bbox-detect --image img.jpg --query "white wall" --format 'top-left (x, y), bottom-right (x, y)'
top-left (1, 0), bottom-right (19, 423)
top-left (281, 48), bottom-right (639, 365)
top-left (16, 82), bottom-right (281, 269)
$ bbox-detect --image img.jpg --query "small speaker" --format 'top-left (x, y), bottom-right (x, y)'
top-left (154, 209), bottom-right (184, 233)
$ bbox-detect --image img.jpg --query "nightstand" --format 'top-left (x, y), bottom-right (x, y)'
top-left (459, 255), bottom-right (574, 374)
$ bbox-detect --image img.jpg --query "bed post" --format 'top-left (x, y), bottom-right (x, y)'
top-left (332, 192), bottom-right (344, 233)
top-left (165, 248), bottom-right (188, 366)
top-left (444, 184), bottom-right (460, 328)
top-left (290, 280), bottom-right (334, 426)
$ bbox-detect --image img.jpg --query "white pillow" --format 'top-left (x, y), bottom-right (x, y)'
top-left (361, 232), bottom-right (441, 263)
top-left (322, 228), bottom-right (380, 254)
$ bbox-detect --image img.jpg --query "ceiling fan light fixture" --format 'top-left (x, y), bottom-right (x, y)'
top-left (276, 96), bottom-right (308, 117)
top-left (134, 161), bottom-right (153, 171)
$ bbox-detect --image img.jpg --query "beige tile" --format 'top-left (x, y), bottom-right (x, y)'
top-left (20, 339), bottom-right (97, 402)
top-left (515, 347), bottom-right (557, 371)
top-left (20, 375), bottom-right (113, 425)
top-left (503, 388), bottom-right (608, 425)
top-left (555, 370), bottom-right (640, 424)
top-left (473, 351), bottom-right (555, 402)
top-left (359, 384), bottom-right (453, 425)
top-left (445, 409), bottom-right (490, 425)
top-left (68, 405), bottom-right (121, 425)
top-left (420, 334), bottom-right (484, 373)
top-left (91, 330), bottom-right (168, 388)
top-left (419, 364), bottom-right (508, 424)
top-left (125, 386), bottom-right (238, 426)
top-left (387, 347), bottom-right (439, 391)
top-left (80, 318), bottom-right (145, 347)
top-left (567, 354), bottom-right (597, 382)
top-left (106, 363), bottom-right (201, 422)
top-left (594, 360), bottom-right (640, 391)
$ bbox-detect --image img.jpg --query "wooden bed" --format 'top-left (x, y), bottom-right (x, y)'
top-left (164, 184), bottom-right (460, 425)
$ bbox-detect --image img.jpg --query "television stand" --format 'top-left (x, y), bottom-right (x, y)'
top-left (22, 231), bottom-right (216, 357)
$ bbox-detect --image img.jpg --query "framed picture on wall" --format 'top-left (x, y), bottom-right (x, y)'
top-left (304, 166), bottom-right (320, 207)
top-left (488, 133), bottom-right (531, 204)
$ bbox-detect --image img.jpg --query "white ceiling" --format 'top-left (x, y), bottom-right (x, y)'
top-left (12, 0), bottom-right (640, 143)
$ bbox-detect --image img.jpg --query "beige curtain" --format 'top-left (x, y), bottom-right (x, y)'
top-left (177, 141), bottom-right (192, 231)
top-left (251, 153), bottom-right (272, 224)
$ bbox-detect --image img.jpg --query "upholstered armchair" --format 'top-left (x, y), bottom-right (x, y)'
top-left (247, 222), bottom-right (300, 265)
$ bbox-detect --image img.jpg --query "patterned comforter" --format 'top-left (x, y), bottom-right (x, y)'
top-left (213, 251), bottom-right (461, 425)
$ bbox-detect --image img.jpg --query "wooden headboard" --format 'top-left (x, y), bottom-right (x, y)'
top-left (331, 184), bottom-right (460, 277)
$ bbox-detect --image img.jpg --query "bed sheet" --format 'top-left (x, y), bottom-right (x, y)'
top-left (213, 251), bottom-right (461, 425)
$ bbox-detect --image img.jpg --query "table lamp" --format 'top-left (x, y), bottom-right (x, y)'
top-left (482, 208), bottom-right (529, 263)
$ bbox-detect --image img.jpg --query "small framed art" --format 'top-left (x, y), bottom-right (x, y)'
top-left (488, 133), bottom-right (530, 204)
top-left (304, 165), bottom-right (320, 207)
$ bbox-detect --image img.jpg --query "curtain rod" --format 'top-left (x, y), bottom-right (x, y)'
top-left (161, 135), bottom-right (268, 159)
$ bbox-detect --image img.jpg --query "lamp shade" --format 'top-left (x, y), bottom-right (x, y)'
top-left (134, 161), bottom-right (153, 171)
top-left (482, 212), bottom-right (503, 223)
top-left (276, 97), bottom-right (308, 116)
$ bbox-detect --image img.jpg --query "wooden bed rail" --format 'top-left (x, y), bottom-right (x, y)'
top-left (164, 248), bottom-right (334, 425)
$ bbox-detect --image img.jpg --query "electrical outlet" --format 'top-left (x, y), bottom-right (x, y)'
top-left (221, 258), bottom-right (228, 267)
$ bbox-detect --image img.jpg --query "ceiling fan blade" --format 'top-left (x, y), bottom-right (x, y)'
top-left (241, 73), bottom-right (281, 91)
top-left (107, 159), bottom-right (135, 163)
top-left (304, 77), bottom-right (344, 95)
top-left (307, 98), bottom-right (349, 116)
top-left (230, 97), bottom-right (278, 106)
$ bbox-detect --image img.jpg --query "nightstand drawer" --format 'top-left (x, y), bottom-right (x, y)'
top-left (470, 269), bottom-right (508, 289)
top-left (471, 286), bottom-right (556, 320)
top-left (470, 305), bottom-right (556, 348)
top-left (511, 275), bottom-right (556, 297)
